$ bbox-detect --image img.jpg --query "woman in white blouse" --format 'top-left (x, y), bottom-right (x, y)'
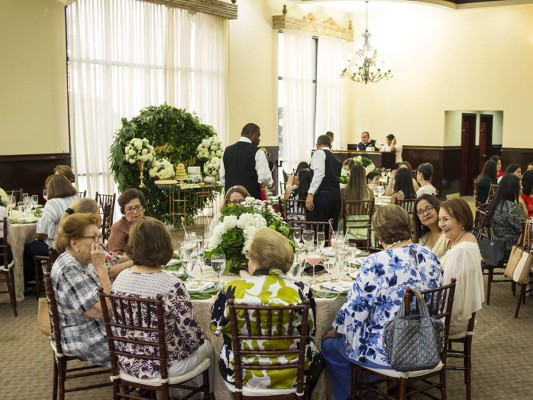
top-left (438, 198), bottom-right (485, 336)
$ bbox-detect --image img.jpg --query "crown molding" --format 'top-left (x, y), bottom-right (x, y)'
top-left (139, 0), bottom-right (238, 19)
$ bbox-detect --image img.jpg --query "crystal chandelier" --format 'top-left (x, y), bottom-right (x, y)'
top-left (341, 0), bottom-right (393, 84)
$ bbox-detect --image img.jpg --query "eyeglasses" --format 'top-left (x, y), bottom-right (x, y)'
top-left (82, 234), bottom-right (103, 242)
top-left (125, 204), bottom-right (144, 213)
top-left (417, 205), bottom-right (435, 216)
top-left (227, 199), bottom-right (244, 205)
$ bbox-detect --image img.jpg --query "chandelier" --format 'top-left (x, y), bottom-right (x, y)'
top-left (341, 0), bottom-right (393, 84)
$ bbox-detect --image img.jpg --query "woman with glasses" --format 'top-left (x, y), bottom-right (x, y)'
top-left (413, 194), bottom-right (448, 258)
top-left (51, 213), bottom-right (112, 366)
top-left (108, 188), bottom-right (147, 255)
top-left (208, 185), bottom-right (250, 233)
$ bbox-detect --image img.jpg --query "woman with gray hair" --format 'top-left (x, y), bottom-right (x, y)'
top-left (321, 205), bottom-right (443, 400)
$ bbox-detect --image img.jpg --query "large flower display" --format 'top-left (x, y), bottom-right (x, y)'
top-left (196, 137), bottom-right (222, 180)
top-left (205, 198), bottom-right (293, 273)
top-left (340, 156), bottom-right (376, 184)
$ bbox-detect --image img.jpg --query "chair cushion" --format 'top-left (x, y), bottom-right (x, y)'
top-left (0, 260), bottom-right (14, 272)
top-left (117, 357), bottom-right (210, 386)
top-left (362, 361), bottom-right (443, 379)
top-left (224, 380), bottom-right (298, 396)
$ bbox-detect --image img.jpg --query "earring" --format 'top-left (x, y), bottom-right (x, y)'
top-left (461, 227), bottom-right (465, 230)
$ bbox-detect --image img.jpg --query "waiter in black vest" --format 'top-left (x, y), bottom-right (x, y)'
top-left (220, 123), bottom-right (274, 200)
top-left (306, 135), bottom-right (342, 229)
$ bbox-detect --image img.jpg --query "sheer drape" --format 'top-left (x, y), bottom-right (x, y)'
top-left (316, 36), bottom-right (345, 150)
top-left (66, 0), bottom-right (228, 195)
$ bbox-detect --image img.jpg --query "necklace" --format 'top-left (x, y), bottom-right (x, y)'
top-left (451, 231), bottom-right (467, 248)
top-left (386, 240), bottom-right (411, 250)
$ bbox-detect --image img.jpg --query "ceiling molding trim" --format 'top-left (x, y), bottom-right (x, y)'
top-left (140, 0), bottom-right (238, 19)
top-left (273, 5), bottom-right (353, 41)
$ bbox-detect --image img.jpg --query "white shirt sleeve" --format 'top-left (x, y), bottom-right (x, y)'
top-left (308, 150), bottom-right (326, 195)
top-left (219, 153), bottom-right (226, 185)
top-left (255, 150), bottom-right (273, 187)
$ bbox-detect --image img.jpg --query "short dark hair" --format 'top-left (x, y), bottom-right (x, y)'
top-left (366, 171), bottom-right (379, 181)
top-left (489, 155), bottom-right (502, 163)
top-left (528, 161), bottom-right (533, 167)
top-left (125, 217), bottom-right (173, 267)
top-left (326, 131), bottom-right (334, 138)
top-left (440, 198), bottom-right (473, 232)
top-left (118, 189), bottom-right (148, 214)
top-left (316, 135), bottom-right (332, 147)
top-left (386, 134), bottom-right (395, 140)
top-left (522, 170), bottom-right (533, 196)
top-left (505, 164), bottom-right (521, 174)
top-left (417, 163), bottom-right (434, 181)
top-left (241, 123), bottom-right (260, 137)
top-left (372, 205), bottom-right (412, 245)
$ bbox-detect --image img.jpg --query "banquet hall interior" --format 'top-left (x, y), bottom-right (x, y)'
top-left (1, 0), bottom-right (533, 399)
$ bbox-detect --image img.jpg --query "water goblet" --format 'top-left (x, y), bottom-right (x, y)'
top-left (6, 195), bottom-right (16, 216)
top-left (293, 228), bottom-right (302, 246)
top-left (180, 242), bottom-right (196, 281)
top-left (211, 253), bottom-right (226, 287)
top-left (376, 185), bottom-right (385, 198)
top-left (302, 230), bottom-right (314, 251)
top-left (306, 248), bottom-right (321, 284)
top-left (323, 255), bottom-right (336, 281)
top-left (316, 232), bottom-right (326, 253)
top-left (22, 193), bottom-right (29, 205)
top-left (31, 194), bottom-right (39, 209)
top-left (336, 242), bottom-right (348, 278)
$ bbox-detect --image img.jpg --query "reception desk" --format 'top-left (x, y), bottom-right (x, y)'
top-left (332, 150), bottom-right (396, 169)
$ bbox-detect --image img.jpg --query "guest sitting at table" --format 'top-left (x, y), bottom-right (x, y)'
top-left (366, 171), bottom-right (380, 186)
top-left (505, 163), bottom-right (522, 179)
top-left (54, 164), bottom-right (75, 183)
top-left (475, 159), bottom-right (497, 204)
top-left (521, 170), bottom-right (533, 217)
top-left (413, 194), bottom-right (448, 258)
top-left (321, 205), bottom-right (443, 400)
top-left (489, 175), bottom-right (527, 260)
top-left (385, 161), bottom-right (419, 196)
top-left (107, 188), bottom-right (147, 255)
top-left (0, 205), bottom-right (13, 265)
top-left (389, 167), bottom-right (417, 204)
top-left (439, 198), bottom-right (484, 336)
top-left (210, 227), bottom-right (324, 392)
top-left (284, 162), bottom-right (312, 201)
top-left (416, 162), bottom-right (437, 197)
top-left (112, 217), bottom-right (212, 392)
top-left (51, 213), bottom-right (111, 366)
top-left (489, 155), bottom-right (504, 179)
top-left (23, 174), bottom-right (78, 287)
top-left (60, 198), bottom-right (133, 279)
top-left (208, 185), bottom-right (250, 233)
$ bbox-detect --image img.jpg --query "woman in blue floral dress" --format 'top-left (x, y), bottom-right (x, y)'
top-left (321, 205), bottom-right (443, 400)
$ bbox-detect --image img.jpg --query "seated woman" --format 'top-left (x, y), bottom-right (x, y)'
top-left (54, 164), bottom-right (75, 183)
top-left (284, 162), bottom-right (311, 201)
top-left (321, 205), bottom-right (443, 400)
top-left (475, 159), bottom-right (497, 204)
top-left (505, 163), bottom-right (522, 179)
top-left (62, 198), bottom-right (133, 279)
top-left (0, 205), bottom-right (13, 265)
top-left (24, 174), bottom-right (78, 286)
top-left (521, 170), bottom-right (533, 217)
top-left (111, 218), bottom-right (212, 390)
top-left (51, 213), bottom-right (111, 366)
top-left (490, 155), bottom-right (504, 179)
top-left (385, 161), bottom-right (419, 196)
top-left (389, 167), bottom-right (417, 204)
top-left (416, 162), bottom-right (437, 197)
top-left (210, 227), bottom-right (323, 391)
top-left (413, 194), bottom-right (448, 259)
top-left (366, 171), bottom-right (380, 186)
top-left (439, 198), bottom-right (485, 336)
top-left (108, 188), bottom-right (147, 255)
top-left (208, 185), bottom-right (250, 233)
top-left (489, 174), bottom-right (527, 260)
top-left (338, 164), bottom-right (374, 239)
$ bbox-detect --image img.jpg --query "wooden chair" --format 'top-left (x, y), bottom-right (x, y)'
top-left (94, 192), bottom-right (116, 241)
top-left (78, 190), bottom-right (86, 198)
top-left (33, 248), bottom-right (60, 299)
top-left (394, 198), bottom-right (417, 216)
top-left (99, 290), bottom-right (211, 400)
top-left (42, 260), bottom-right (111, 400)
top-left (447, 313), bottom-right (476, 400)
top-left (283, 199), bottom-right (308, 222)
top-left (227, 298), bottom-right (311, 399)
top-left (289, 220), bottom-right (333, 246)
top-left (350, 279), bottom-right (457, 400)
top-left (0, 217), bottom-right (17, 316)
top-left (342, 199), bottom-right (374, 251)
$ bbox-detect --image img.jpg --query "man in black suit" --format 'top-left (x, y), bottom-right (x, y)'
top-left (357, 131), bottom-right (377, 151)
top-left (306, 135), bottom-right (342, 229)
top-left (220, 123), bottom-right (273, 200)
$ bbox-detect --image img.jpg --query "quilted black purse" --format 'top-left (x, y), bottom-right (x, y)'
top-left (383, 290), bottom-right (444, 372)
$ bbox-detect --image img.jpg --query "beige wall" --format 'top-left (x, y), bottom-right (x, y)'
top-left (0, 0), bottom-right (69, 155)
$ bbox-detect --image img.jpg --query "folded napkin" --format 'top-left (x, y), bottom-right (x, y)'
top-left (320, 281), bottom-right (352, 292)
top-left (185, 281), bottom-right (214, 293)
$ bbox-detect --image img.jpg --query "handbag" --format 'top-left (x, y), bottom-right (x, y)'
top-left (37, 297), bottom-right (51, 337)
top-left (478, 228), bottom-right (505, 267)
top-left (383, 290), bottom-right (444, 372)
top-left (504, 220), bottom-right (533, 284)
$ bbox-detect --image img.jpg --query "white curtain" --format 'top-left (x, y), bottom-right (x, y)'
top-left (66, 0), bottom-right (228, 196)
top-left (280, 30), bottom-right (316, 171)
top-left (316, 36), bottom-right (345, 150)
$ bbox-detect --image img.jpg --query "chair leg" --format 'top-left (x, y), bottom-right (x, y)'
top-left (52, 356), bottom-right (58, 400)
top-left (440, 368), bottom-right (448, 400)
top-left (202, 369), bottom-right (210, 400)
top-left (33, 258), bottom-right (41, 298)
top-left (465, 341), bottom-right (472, 400)
top-left (399, 378), bottom-right (407, 400)
top-left (512, 281), bottom-right (516, 296)
top-left (57, 357), bottom-right (66, 400)
top-left (350, 363), bottom-right (359, 400)
top-left (515, 284), bottom-right (526, 318)
top-left (486, 269), bottom-right (493, 305)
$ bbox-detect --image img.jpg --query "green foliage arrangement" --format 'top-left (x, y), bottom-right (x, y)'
top-left (110, 104), bottom-right (221, 223)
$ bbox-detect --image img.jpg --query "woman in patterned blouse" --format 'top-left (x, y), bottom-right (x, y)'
top-left (321, 205), bottom-right (443, 400)
top-left (51, 213), bottom-right (112, 366)
top-left (111, 217), bottom-right (212, 392)
top-left (210, 227), bottom-right (324, 392)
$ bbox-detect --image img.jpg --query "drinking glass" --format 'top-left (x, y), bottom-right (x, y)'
top-left (376, 185), bottom-right (385, 198)
top-left (22, 193), bottom-right (29, 205)
top-left (323, 255), bottom-right (336, 280)
top-left (316, 232), bottom-right (326, 252)
top-left (17, 201), bottom-right (25, 214)
top-left (302, 230), bottom-right (315, 251)
top-left (306, 248), bottom-right (321, 283)
top-left (43, 189), bottom-right (48, 200)
top-left (293, 228), bottom-right (302, 246)
top-left (185, 232), bottom-right (197, 242)
top-left (180, 242), bottom-right (196, 281)
top-left (6, 195), bottom-right (16, 215)
top-left (336, 241), bottom-right (348, 278)
top-left (211, 253), bottom-right (226, 287)
top-left (32, 195), bottom-right (39, 208)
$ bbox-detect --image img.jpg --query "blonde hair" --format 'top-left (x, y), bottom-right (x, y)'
top-left (60, 198), bottom-right (100, 225)
top-left (248, 227), bottom-right (294, 273)
top-left (55, 213), bottom-right (98, 252)
top-left (372, 205), bottom-right (412, 245)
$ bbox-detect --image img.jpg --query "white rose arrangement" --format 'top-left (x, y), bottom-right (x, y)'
top-left (0, 188), bottom-right (9, 207)
top-left (196, 137), bottom-right (223, 179)
top-left (148, 157), bottom-right (175, 180)
top-left (124, 138), bottom-right (155, 164)
top-left (353, 155), bottom-right (376, 174)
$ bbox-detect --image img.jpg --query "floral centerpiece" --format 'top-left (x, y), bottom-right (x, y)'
top-left (353, 156), bottom-right (376, 174)
top-left (148, 157), bottom-right (175, 180)
top-left (0, 188), bottom-right (9, 207)
top-left (205, 197), bottom-right (293, 273)
top-left (124, 138), bottom-right (155, 164)
top-left (196, 137), bottom-right (223, 181)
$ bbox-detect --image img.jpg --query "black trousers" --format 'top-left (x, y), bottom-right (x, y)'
top-left (23, 239), bottom-right (49, 284)
top-left (308, 190), bottom-right (341, 231)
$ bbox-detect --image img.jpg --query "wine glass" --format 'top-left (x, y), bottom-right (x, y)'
top-left (22, 193), bottom-right (29, 205)
top-left (306, 248), bottom-right (321, 284)
top-left (293, 228), bottom-right (302, 246)
top-left (32, 195), bottom-right (39, 208)
top-left (302, 230), bottom-right (314, 251)
top-left (336, 241), bottom-right (348, 279)
top-left (323, 255), bottom-right (336, 281)
top-left (6, 195), bottom-right (16, 216)
top-left (211, 253), bottom-right (226, 287)
top-left (316, 232), bottom-right (326, 253)
top-left (180, 242), bottom-right (196, 281)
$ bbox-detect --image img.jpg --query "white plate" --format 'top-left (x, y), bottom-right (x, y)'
top-left (349, 270), bottom-right (359, 279)
top-left (185, 281), bottom-right (216, 293)
top-left (353, 256), bottom-right (368, 265)
top-left (318, 281), bottom-right (353, 293)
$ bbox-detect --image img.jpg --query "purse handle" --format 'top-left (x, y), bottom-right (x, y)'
top-left (397, 288), bottom-right (431, 319)
top-left (515, 219), bottom-right (530, 249)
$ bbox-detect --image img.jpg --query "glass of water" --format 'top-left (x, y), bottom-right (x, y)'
top-left (211, 253), bottom-right (226, 287)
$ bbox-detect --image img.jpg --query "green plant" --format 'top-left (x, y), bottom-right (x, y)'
top-left (110, 104), bottom-right (222, 223)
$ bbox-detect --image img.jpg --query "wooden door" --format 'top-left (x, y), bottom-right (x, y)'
top-left (479, 114), bottom-right (493, 172)
top-left (460, 114), bottom-right (477, 195)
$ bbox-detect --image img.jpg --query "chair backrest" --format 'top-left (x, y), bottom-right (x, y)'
top-left (78, 190), bottom-right (87, 198)
top-left (42, 260), bottom-right (67, 356)
top-left (342, 200), bottom-right (375, 249)
top-left (289, 219), bottom-right (333, 246)
top-left (228, 298), bottom-right (310, 395)
top-left (283, 199), bottom-right (308, 222)
top-left (1, 217), bottom-right (10, 268)
top-left (487, 183), bottom-right (498, 204)
top-left (394, 198), bottom-right (417, 216)
top-left (98, 290), bottom-right (170, 382)
top-left (404, 278), bottom-right (457, 362)
top-left (95, 192), bottom-right (116, 241)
